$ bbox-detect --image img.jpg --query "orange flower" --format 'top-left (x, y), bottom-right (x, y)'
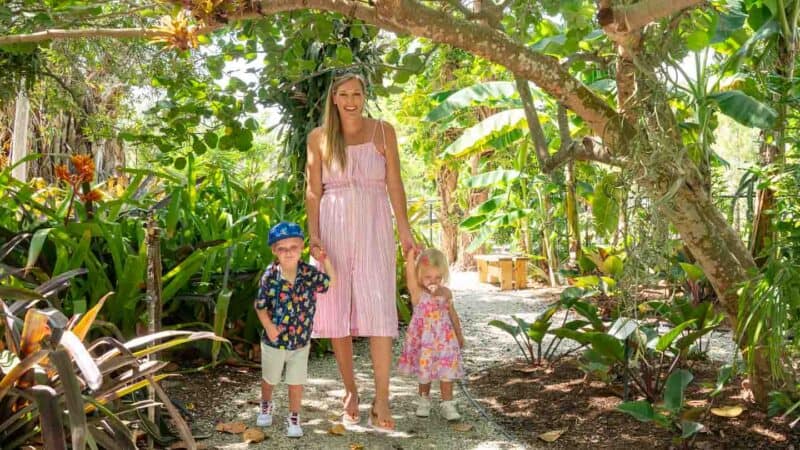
top-left (55, 164), bottom-right (71, 183)
top-left (70, 154), bottom-right (94, 183)
top-left (80, 189), bottom-right (103, 203)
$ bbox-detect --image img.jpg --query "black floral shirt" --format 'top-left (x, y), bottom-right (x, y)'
top-left (255, 261), bottom-right (330, 350)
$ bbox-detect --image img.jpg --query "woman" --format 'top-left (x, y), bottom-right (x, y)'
top-left (306, 72), bottom-right (417, 431)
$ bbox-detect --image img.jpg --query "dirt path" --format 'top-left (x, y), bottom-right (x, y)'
top-left (178, 272), bottom-right (559, 449)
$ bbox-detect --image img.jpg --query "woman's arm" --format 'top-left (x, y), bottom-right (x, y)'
top-left (305, 127), bottom-right (324, 247)
top-left (382, 121), bottom-right (417, 255)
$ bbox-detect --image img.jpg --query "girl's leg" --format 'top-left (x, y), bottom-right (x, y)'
top-left (288, 385), bottom-right (303, 413)
top-left (331, 336), bottom-right (359, 417)
top-left (369, 336), bottom-right (394, 426)
top-left (440, 380), bottom-right (453, 401)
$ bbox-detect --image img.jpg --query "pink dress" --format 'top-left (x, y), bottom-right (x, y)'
top-left (397, 291), bottom-right (464, 383)
top-left (312, 122), bottom-right (398, 338)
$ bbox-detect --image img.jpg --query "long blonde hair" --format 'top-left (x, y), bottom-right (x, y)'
top-left (321, 73), bottom-right (367, 170)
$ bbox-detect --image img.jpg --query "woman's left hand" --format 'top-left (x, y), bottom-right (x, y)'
top-left (400, 234), bottom-right (420, 258)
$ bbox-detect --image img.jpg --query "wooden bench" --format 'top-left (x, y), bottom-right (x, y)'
top-left (474, 254), bottom-right (529, 290)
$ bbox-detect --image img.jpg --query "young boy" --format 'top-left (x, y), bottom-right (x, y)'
top-left (254, 221), bottom-right (335, 437)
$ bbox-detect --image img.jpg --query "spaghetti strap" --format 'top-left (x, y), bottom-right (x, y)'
top-left (378, 120), bottom-right (386, 152)
top-left (369, 120), bottom-right (380, 141)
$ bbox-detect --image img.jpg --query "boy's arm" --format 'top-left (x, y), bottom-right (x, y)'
top-left (254, 303), bottom-right (280, 341)
top-left (322, 258), bottom-right (336, 288)
top-left (405, 248), bottom-right (422, 306)
top-left (254, 274), bottom-right (280, 341)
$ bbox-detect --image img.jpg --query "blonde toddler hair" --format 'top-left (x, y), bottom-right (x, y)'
top-left (416, 248), bottom-right (450, 285)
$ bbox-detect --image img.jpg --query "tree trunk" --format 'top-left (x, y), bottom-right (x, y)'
top-left (566, 160), bottom-right (581, 266)
top-left (437, 163), bottom-right (459, 265)
top-left (662, 172), bottom-right (769, 402)
top-left (11, 86), bottom-right (30, 182)
top-left (457, 154), bottom-right (485, 270)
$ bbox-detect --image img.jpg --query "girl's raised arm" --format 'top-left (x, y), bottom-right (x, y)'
top-left (405, 248), bottom-right (422, 305)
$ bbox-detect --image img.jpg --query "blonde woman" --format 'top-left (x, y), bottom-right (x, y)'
top-left (305, 73), bottom-right (418, 431)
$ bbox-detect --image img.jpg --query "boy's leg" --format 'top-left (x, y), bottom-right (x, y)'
top-left (262, 380), bottom-right (275, 401)
top-left (288, 385), bottom-right (303, 413)
top-left (258, 341), bottom-right (287, 426)
top-left (284, 346), bottom-right (310, 438)
top-left (284, 345), bottom-right (311, 409)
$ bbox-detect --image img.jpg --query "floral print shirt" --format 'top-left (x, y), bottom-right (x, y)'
top-left (255, 261), bottom-right (330, 350)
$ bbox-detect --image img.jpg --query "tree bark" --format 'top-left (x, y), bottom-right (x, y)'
top-left (437, 164), bottom-right (459, 265)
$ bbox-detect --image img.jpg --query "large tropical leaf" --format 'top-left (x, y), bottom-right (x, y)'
top-left (708, 90), bottom-right (777, 129)
top-left (441, 109), bottom-right (527, 158)
top-left (426, 81), bottom-right (521, 122)
top-left (465, 169), bottom-right (521, 188)
top-left (664, 369), bottom-right (694, 413)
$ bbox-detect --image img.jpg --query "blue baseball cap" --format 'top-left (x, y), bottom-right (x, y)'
top-left (268, 221), bottom-right (305, 246)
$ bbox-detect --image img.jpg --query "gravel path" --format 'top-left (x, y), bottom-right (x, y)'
top-left (192, 272), bottom-right (737, 449)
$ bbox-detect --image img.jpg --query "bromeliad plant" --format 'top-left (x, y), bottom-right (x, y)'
top-left (0, 290), bottom-right (226, 449)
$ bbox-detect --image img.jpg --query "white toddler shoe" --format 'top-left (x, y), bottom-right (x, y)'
top-left (256, 401), bottom-right (273, 427)
top-left (286, 413), bottom-right (303, 438)
top-left (440, 400), bottom-right (461, 421)
top-left (415, 395), bottom-right (431, 417)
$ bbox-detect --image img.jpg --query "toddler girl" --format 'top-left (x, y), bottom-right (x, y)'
top-left (397, 248), bottom-right (465, 421)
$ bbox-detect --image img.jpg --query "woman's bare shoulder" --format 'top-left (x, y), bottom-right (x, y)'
top-left (309, 126), bottom-right (324, 140)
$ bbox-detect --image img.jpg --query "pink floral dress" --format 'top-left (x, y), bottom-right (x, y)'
top-left (397, 291), bottom-right (464, 383)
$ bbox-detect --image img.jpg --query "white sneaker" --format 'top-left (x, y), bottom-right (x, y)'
top-left (415, 395), bottom-right (431, 417)
top-left (256, 401), bottom-right (273, 427)
top-left (440, 400), bottom-right (461, 421)
top-left (286, 413), bottom-right (303, 438)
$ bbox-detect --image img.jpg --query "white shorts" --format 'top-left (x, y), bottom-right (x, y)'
top-left (260, 342), bottom-right (310, 385)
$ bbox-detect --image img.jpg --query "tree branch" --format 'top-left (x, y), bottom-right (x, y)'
top-left (598, 0), bottom-right (706, 33)
top-left (0, 0), bottom-right (633, 152)
top-left (0, 27), bottom-right (168, 44)
top-left (542, 137), bottom-right (621, 173)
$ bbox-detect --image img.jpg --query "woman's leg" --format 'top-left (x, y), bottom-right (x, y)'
top-left (370, 336), bottom-right (394, 425)
top-left (331, 336), bottom-right (359, 417)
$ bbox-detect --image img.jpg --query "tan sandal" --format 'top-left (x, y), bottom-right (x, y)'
top-left (342, 392), bottom-right (360, 425)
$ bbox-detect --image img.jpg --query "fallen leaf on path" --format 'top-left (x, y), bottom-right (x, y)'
top-left (218, 376), bottom-right (233, 383)
top-left (328, 424), bottom-right (347, 435)
top-left (349, 444), bottom-right (364, 450)
top-left (710, 405), bottom-right (744, 417)
top-left (243, 427), bottom-right (266, 443)
top-left (216, 421), bottom-right (247, 434)
top-left (451, 422), bottom-right (473, 432)
top-left (538, 428), bottom-right (567, 442)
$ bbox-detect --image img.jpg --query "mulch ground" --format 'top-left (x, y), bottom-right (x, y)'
top-left (467, 357), bottom-right (800, 449)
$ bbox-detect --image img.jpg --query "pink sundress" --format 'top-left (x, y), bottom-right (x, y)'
top-left (397, 291), bottom-right (464, 383)
top-left (312, 121), bottom-right (398, 338)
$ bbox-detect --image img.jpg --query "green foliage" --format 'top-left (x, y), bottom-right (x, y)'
top-left (0, 259), bottom-right (224, 448)
top-left (617, 369), bottom-right (703, 440)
